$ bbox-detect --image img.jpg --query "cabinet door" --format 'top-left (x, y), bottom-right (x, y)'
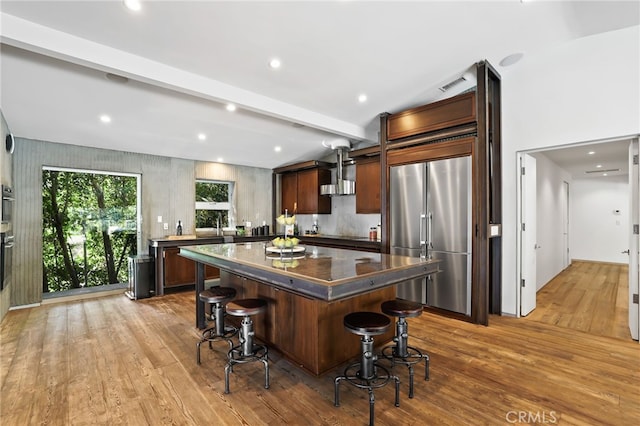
top-left (164, 247), bottom-right (219, 287)
top-left (281, 172), bottom-right (298, 214)
top-left (297, 168), bottom-right (331, 214)
top-left (387, 92), bottom-right (476, 140)
top-left (205, 265), bottom-right (220, 280)
top-left (164, 247), bottom-right (195, 287)
top-left (356, 158), bottom-right (381, 213)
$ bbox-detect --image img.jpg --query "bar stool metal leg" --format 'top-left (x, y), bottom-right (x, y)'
top-left (381, 299), bottom-right (430, 399)
top-left (223, 298), bottom-right (269, 394)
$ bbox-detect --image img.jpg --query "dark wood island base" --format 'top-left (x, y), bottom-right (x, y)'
top-left (221, 270), bottom-right (395, 376)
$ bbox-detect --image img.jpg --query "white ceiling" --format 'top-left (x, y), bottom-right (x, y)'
top-left (1, 1), bottom-right (638, 170)
top-left (534, 138), bottom-right (634, 179)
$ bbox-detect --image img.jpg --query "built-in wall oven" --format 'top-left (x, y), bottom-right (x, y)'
top-left (1, 185), bottom-right (14, 291)
top-left (0, 232), bottom-right (13, 291)
top-left (1, 185), bottom-right (14, 224)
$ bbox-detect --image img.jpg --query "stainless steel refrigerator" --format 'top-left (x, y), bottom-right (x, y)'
top-left (390, 156), bottom-right (472, 315)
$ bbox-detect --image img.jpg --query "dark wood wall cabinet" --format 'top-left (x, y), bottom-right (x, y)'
top-left (275, 161), bottom-right (332, 214)
top-left (355, 158), bottom-right (381, 213)
top-left (280, 172), bottom-right (298, 214)
top-left (386, 92), bottom-right (476, 141)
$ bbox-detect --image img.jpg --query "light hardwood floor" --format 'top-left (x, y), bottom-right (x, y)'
top-left (1, 288), bottom-right (639, 425)
top-left (525, 260), bottom-right (632, 340)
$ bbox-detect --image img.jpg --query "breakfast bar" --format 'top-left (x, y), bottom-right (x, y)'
top-left (180, 242), bottom-right (440, 375)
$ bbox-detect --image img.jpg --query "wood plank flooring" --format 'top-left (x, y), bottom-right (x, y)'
top-left (1, 288), bottom-right (639, 425)
top-left (525, 260), bottom-right (632, 340)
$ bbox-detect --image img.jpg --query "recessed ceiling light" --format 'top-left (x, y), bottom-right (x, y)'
top-left (123, 0), bottom-right (142, 12)
top-left (100, 114), bottom-right (111, 123)
top-left (226, 103), bottom-right (236, 112)
top-left (499, 52), bottom-right (524, 67)
top-left (596, 164), bottom-right (602, 168)
top-left (217, 157), bottom-right (224, 163)
top-left (603, 173), bottom-right (608, 176)
top-left (198, 133), bottom-right (206, 141)
top-left (588, 151), bottom-right (595, 155)
top-left (274, 146), bottom-right (282, 152)
top-left (358, 94), bottom-right (368, 103)
top-left (269, 58), bottom-right (281, 69)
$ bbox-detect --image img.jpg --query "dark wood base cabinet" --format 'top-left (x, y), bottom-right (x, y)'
top-left (221, 270), bottom-right (395, 376)
top-left (164, 247), bottom-right (219, 288)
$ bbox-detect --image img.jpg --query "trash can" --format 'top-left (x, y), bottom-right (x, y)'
top-left (125, 254), bottom-right (155, 300)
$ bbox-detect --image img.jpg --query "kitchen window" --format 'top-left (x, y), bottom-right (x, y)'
top-left (195, 180), bottom-right (232, 230)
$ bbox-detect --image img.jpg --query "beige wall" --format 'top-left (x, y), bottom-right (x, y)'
top-left (10, 138), bottom-right (272, 308)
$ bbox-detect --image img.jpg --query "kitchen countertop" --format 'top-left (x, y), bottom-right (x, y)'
top-left (148, 234), bottom-right (274, 246)
top-left (298, 234), bottom-right (381, 252)
top-left (300, 233), bottom-right (378, 243)
top-left (149, 233), bottom-right (381, 251)
top-left (179, 242), bottom-right (439, 301)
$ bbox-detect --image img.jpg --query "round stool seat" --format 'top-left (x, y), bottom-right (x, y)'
top-left (199, 287), bottom-right (236, 304)
top-left (381, 299), bottom-right (423, 318)
top-left (226, 298), bottom-right (267, 317)
top-left (344, 312), bottom-right (390, 336)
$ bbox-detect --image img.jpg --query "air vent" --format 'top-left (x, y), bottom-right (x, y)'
top-left (105, 73), bottom-right (129, 84)
top-left (439, 77), bottom-right (466, 92)
top-left (585, 168), bottom-right (620, 174)
top-left (438, 73), bottom-right (473, 92)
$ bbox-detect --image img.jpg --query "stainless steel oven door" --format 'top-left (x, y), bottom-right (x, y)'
top-left (1, 233), bottom-right (13, 291)
top-left (1, 185), bottom-right (14, 224)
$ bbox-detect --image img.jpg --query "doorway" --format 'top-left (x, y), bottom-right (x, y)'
top-left (517, 136), bottom-right (637, 340)
top-left (41, 167), bottom-right (141, 294)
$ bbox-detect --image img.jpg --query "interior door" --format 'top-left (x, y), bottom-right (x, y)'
top-left (562, 181), bottom-right (570, 269)
top-left (628, 139), bottom-right (639, 341)
top-left (520, 154), bottom-right (537, 316)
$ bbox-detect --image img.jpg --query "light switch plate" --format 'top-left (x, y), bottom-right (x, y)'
top-left (157, 215), bottom-right (163, 223)
top-left (163, 223), bottom-right (168, 230)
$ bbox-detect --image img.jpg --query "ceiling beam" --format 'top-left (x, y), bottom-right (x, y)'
top-left (0, 12), bottom-right (367, 141)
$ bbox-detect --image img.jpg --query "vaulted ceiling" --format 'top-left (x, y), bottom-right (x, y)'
top-left (1, 1), bottom-right (638, 169)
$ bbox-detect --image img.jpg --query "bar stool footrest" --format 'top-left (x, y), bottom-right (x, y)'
top-left (381, 345), bottom-right (427, 367)
top-left (338, 362), bottom-right (394, 390)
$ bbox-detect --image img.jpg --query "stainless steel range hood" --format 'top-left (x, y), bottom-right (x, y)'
top-left (320, 139), bottom-right (355, 196)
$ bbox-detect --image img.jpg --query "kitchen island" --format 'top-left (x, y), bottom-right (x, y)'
top-left (179, 242), bottom-right (440, 375)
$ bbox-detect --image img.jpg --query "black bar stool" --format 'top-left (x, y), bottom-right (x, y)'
top-left (335, 312), bottom-right (400, 426)
top-left (224, 298), bottom-right (269, 394)
top-left (380, 299), bottom-right (429, 398)
top-left (196, 286), bottom-right (238, 365)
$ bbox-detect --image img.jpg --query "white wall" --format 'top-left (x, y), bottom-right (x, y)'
top-left (571, 176), bottom-right (629, 264)
top-left (501, 25), bottom-right (640, 315)
top-left (532, 153), bottom-right (572, 290)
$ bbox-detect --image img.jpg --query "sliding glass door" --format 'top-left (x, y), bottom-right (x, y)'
top-left (42, 167), bottom-right (140, 293)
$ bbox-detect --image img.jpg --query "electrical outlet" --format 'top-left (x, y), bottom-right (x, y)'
top-left (163, 223), bottom-right (168, 230)
top-left (157, 215), bottom-right (162, 223)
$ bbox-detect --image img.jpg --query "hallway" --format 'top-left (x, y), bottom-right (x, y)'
top-left (525, 260), bottom-right (632, 340)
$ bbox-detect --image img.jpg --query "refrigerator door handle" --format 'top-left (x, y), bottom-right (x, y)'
top-left (427, 211), bottom-right (434, 250)
top-left (419, 213), bottom-right (427, 258)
